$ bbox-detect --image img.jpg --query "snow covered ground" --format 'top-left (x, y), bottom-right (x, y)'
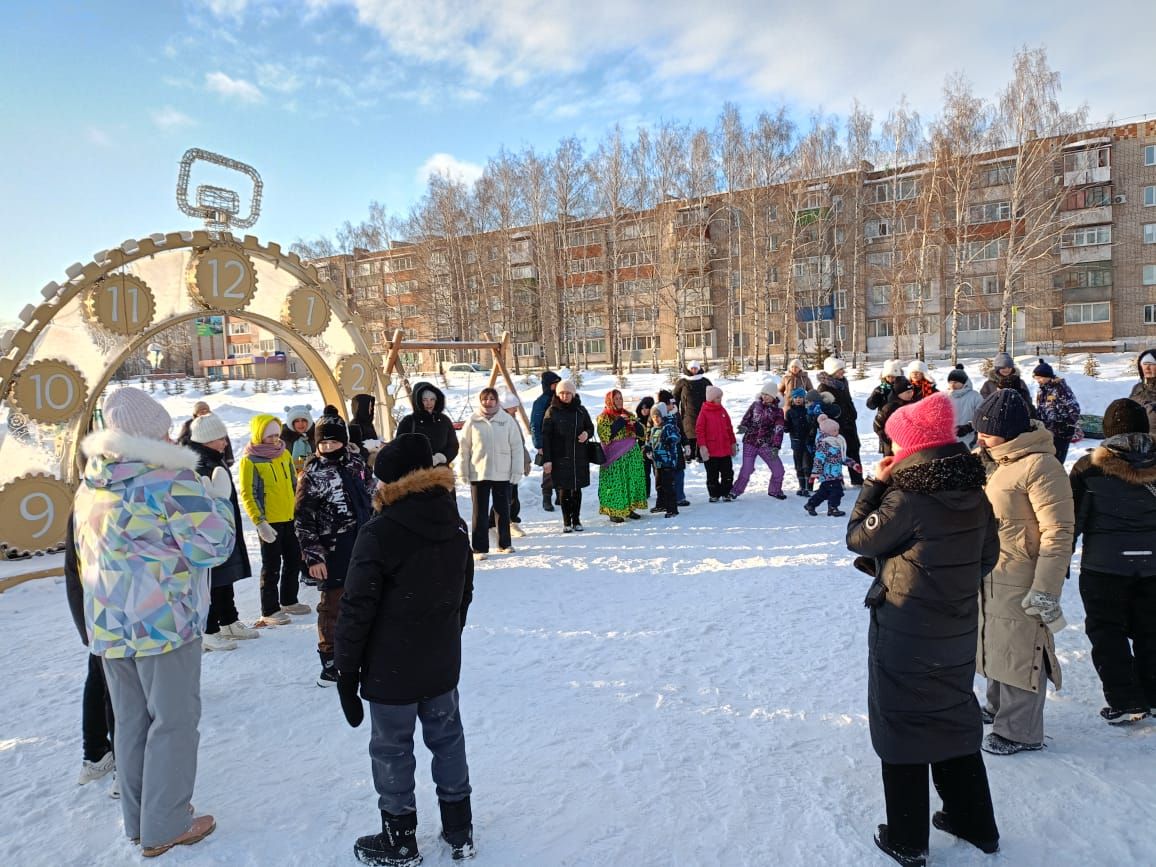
top-left (2, 354), bottom-right (1155, 866)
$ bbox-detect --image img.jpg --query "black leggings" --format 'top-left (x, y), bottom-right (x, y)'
top-left (881, 752), bottom-right (998, 852)
top-left (82, 653), bottom-right (115, 762)
top-left (559, 488), bottom-right (583, 526)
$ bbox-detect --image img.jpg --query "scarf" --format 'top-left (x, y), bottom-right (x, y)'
top-left (481, 404), bottom-right (500, 419)
top-left (603, 390), bottom-right (629, 416)
top-left (243, 441), bottom-right (286, 460)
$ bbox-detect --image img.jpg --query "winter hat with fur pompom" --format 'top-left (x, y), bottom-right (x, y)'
top-left (1032, 358), bottom-right (1056, 379)
top-left (103, 387), bottom-right (172, 441)
top-left (947, 364), bottom-right (969, 385)
top-left (881, 359), bottom-right (903, 379)
top-left (886, 392), bottom-right (957, 462)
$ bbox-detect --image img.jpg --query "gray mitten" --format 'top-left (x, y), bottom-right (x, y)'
top-left (1022, 590), bottom-right (1066, 632)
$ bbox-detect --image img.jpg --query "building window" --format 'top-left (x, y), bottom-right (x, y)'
top-left (227, 322), bottom-right (250, 335)
top-left (966, 238), bottom-right (1009, 260)
top-left (1062, 186), bottom-right (1112, 211)
top-left (968, 201), bottom-right (1012, 223)
top-left (1144, 265), bottom-right (1156, 285)
top-left (1064, 302), bottom-right (1110, 324)
top-left (1146, 186), bottom-right (1156, 207)
top-left (1146, 145), bottom-right (1156, 167)
top-left (767, 329), bottom-right (782, 345)
top-left (954, 311), bottom-right (1000, 331)
top-left (833, 290), bottom-right (847, 310)
top-left (685, 331), bottom-right (714, 349)
top-left (1145, 224), bottom-right (1156, 245)
top-left (1064, 147), bottom-right (1111, 173)
top-left (233, 343), bottom-right (252, 355)
top-left (981, 275), bottom-right (1001, 295)
top-left (903, 283), bottom-right (932, 302)
top-left (872, 284), bottom-right (890, 305)
top-left (1054, 265), bottom-right (1112, 289)
top-left (618, 335), bottom-right (655, 352)
top-left (866, 251), bottom-right (893, 269)
top-left (977, 162), bottom-right (1016, 187)
top-left (464, 250), bottom-right (477, 264)
top-left (514, 341), bottom-right (538, 357)
top-left (1061, 225), bottom-right (1112, 248)
top-left (866, 318), bottom-right (894, 338)
top-left (1144, 304), bottom-right (1156, 325)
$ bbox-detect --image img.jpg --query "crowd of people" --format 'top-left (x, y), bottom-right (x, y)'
top-left (62, 346), bottom-right (1156, 865)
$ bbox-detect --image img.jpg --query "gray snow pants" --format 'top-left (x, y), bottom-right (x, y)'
top-left (986, 677), bottom-right (1047, 745)
top-left (102, 639), bottom-right (202, 847)
top-left (369, 688), bottom-right (472, 815)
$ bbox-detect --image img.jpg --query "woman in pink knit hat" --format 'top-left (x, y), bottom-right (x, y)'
top-left (846, 392), bottom-right (1001, 865)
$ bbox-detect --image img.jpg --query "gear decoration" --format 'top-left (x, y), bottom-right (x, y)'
top-left (9, 358), bottom-right (89, 425)
top-left (186, 243), bottom-right (257, 312)
top-left (336, 354), bottom-right (376, 397)
top-left (84, 273), bottom-right (156, 335)
top-left (0, 474), bottom-right (74, 553)
top-left (283, 286), bottom-right (331, 337)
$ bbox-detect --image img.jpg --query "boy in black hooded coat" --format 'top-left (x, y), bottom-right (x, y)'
top-left (336, 434), bottom-right (476, 865)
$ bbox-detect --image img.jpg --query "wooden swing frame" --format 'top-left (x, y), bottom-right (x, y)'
top-left (379, 329), bottom-right (531, 439)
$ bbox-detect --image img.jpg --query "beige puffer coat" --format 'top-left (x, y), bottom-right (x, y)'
top-left (977, 422), bottom-right (1075, 693)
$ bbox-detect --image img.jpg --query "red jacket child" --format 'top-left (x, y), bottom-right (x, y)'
top-left (695, 390), bottom-right (737, 459)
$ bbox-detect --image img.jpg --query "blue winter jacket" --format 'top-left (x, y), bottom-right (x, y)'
top-left (530, 371), bottom-right (562, 449)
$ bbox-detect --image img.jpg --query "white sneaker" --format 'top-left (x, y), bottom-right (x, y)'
top-left (282, 602), bottom-right (312, 615)
top-left (109, 772), bottom-right (120, 799)
top-left (78, 751), bottom-right (114, 785)
top-left (202, 633), bottom-right (238, 652)
top-left (510, 524), bottom-right (526, 538)
top-left (218, 621), bottom-right (260, 640)
top-left (473, 552), bottom-right (487, 561)
top-left (257, 610), bottom-right (291, 626)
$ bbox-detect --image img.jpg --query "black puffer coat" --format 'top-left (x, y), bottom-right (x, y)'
top-left (816, 371), bottom-right (859, 428)
top-left (541, 394), bottom-right (595, 490)
top-left (847, 443), bottom-right (999, 764)
top-left (396, 382), bottom-right (459, 464)
top-left (1070, 433), bottom-right (1156, 576)
top-left (188, 441), bottom-right (252, 588)
top-left (1129, 347), bottom-right (1156, 433)
top-left (335, 466), bottom-right (473, 704)
top-left (672, 371), bottom-right (712, 440)
top-left (350, 393), bottom-right (380, 442)
top-left (294, 448), bottom-right (374, 573)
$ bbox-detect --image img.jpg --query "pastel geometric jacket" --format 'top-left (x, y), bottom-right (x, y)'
top-left (73, 430), bottom-right (236, 659)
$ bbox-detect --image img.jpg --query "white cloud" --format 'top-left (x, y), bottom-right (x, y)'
top-left (85, 128), bottom-right (113, 148)
top-left (416, 153), bottom-right (484, 187)
top-left (201, 0), bottom-right (250, 18)
top-left (205, 71), bottom-right (264, 103)
top-left (152, 107), bottom-right (196, 130)
top-left (294, 0), bottom-right (1148, 123)
top-left (255, 62), bottom-right (302, 94)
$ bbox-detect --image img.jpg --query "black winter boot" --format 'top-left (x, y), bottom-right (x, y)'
top-left (873, 824), bottom-right (927, 866)
top-left (439, 797), bottom-right (476, 860)
top-left (354, 810), bottom-right (422, 866)
top-left (542, 496), bottom-right (555, 512)
top-left (317, 651), bottom-right (338, 687)
top-left (932, 811), bottom-right (999, 854)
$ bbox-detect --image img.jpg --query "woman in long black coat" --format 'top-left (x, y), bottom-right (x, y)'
top-left (846, 393), bottom-right (1000, 865)
top-left (541, 380), bottom-right (594, 532)
top-left (396, 382), bottom-right (459, 466)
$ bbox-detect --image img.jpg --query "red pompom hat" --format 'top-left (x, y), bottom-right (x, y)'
top-left (886, 392), bottom-right (957, 462)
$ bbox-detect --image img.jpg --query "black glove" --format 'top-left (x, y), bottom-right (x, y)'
top-left (337, 670), bottom-right (364, 728)
top-left (610, 417), bottom-right (626, 436)
top-left (955, 423), bottom-right (973, 437)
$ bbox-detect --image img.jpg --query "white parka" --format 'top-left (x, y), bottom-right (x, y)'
top-left (459, 410), bottom-right (527, 484)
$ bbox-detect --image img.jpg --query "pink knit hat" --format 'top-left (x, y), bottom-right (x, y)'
top-left (886, 392), bottom-right (957, 462)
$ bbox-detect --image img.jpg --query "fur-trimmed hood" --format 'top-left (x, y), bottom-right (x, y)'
top-left (373, 465), bottom-right (455, 509)
top-left (1092, 433), bottom-right (1156, 483)
top-left (81, 429), bottom-right (198, 470)
top-left (891, 443), bottom-right (986, 494)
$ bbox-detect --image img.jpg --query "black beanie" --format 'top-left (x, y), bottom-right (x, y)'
top-left (974, 388), bottom-right (1032, 440)
top-left (1032, 358), bottom-right (1055, 379)
top-left (1102, 398), bottom-right (1149, 438)
top-left (947, 364), bottom-right (968, 385)
top-left (890, 375), bottom-right (912, 396)
top-left (374, 433), bottom-right (434, 484)
top-left (314, 414), bottom-right (349, 446)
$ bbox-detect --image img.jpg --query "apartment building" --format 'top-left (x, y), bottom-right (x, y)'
top-left (189, 315), bottom-right (304, 379)
top-left (309, 119), bottom-right (1156, 370)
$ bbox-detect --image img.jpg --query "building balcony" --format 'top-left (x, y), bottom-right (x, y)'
top-left (1060, 245), bottom-right (1112, 265)
top-left (1061, 286), bottom-right (1112, 304)
top-left (1064, 166), bottom-right (1111, 187)
top-left (1061, 205), bottom-right (1112, 227)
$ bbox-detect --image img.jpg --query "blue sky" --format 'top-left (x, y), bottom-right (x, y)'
top-left (1, 0), bottom-right (1150, 323)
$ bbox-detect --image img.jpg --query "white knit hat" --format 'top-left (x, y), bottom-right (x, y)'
top-left (905, 359), bottom-right (929, 377)
top-left (103, 387), bottom-right (172, 441)
top-left (556, 379), bottom-right (577, 394)
top-left (823, 357), bottom-right (846, 375)
top-left (1140, 352), bottom-right (1156, 366)
top-left (283, 404), bottom-right (313, 426)
top-left (760, 377), bottom-right (780, 396)
top-left (189, 413), bottom-right (229, 444)
top-left (500, 392), bottom-right (521, 410)
top-left (881, 359), bottom-right (903, 378)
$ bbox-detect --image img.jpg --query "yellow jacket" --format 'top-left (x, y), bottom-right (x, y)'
top-left (238, 414), bottom-right (296, 524)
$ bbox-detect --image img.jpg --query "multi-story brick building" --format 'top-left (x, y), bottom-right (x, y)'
top-left (310, 120), bottom-right (1156, 372)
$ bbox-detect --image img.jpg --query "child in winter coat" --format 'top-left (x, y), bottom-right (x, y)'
top-left (805, 414), bottom-right (861, 517)
top-left (648, 403), bottom-right (683, 516)
top-left (239, 414), bottom-right (310, 626)
top-left (873, 376), bottom-right (916, 457)
top-left (295, 413), bottom-right (374, 686)
top-left (695, 385), bottom-right (738, 501)
top-left (905, 360), bottom-right (938, 400)
top-left (281, 405), bottom-right (315, 474)
top-left (865, 360), bottom-right (903, 412)
top-left (1032, 359), bottom-right (1081, 462)
top-left (732, 379), bottom-right (787, 498)
top-left (946, 365), bottom-right (985, 449)
top-left (784, 388), bottom-right (812, 496)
